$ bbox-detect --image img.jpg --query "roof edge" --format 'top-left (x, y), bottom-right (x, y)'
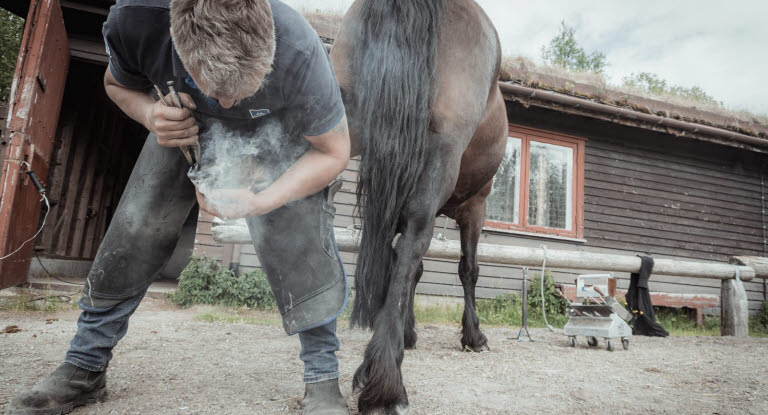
top-left (500, 82), bottom-right (768, 154)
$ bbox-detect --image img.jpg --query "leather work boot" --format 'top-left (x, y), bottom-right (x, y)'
top-left (5, 362), bottom-right (107, 415)
top-left (302, 378), bottom-right (348, 415)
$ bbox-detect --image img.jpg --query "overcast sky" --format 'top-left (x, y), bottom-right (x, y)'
top-left (284, 0), bottom-right (768, 116)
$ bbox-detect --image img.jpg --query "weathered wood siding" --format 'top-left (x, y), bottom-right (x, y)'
top-left (196, 99), bottom-right (768, 314)
top-left (584, 138), bottom-right (764, 262)
top-left (580, 135), bottom-right (766, 313)
top-left (507, 103), bottom-right (767, 313)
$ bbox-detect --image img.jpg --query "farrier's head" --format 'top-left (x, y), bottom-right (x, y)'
top-left (170, 0), bottom-right (276, 108)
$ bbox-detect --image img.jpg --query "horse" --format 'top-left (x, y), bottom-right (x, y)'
top-left (329, 0), bottom-right (508, 412)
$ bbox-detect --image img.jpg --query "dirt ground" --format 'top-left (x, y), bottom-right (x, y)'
top-left (1, 297), bottom-right (767, 415)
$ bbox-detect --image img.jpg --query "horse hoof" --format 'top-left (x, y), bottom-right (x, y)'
top-left (464, 343), bottom-right (490, 353)
top-left (473, 343), bottom-right (491, 352)
top-left (391, 404), bottom-right (409, 415)
top-left (362, 404), bottom-right (409, 415)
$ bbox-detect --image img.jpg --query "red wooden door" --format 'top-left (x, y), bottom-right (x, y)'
top-left (0, 0), bottom-right (69, 289)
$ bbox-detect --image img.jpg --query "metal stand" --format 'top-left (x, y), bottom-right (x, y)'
top-left (516, 267), bottom-right (533, 342)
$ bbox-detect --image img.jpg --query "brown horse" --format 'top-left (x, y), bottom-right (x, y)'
top-left (330, 0), bottom-right (507, 412)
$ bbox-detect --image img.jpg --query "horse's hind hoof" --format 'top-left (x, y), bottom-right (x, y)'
top-left (464, 342), bottom-right (490, 353)
top-left (362, 404), bottom-right (409, 415)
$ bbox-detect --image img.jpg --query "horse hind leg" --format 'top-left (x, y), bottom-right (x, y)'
top-left (453, 181), bottom-right (493, 352)
top-left (403, 260), bottom-right (424, 349)
top-left (354, 198), bottom-right (441, 414)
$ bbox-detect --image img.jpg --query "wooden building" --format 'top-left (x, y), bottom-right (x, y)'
top-left (1, 1), bottom-right (766, 316)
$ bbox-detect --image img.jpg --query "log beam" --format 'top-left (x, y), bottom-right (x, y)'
top-left (730, 256), bottom-right (768, 279)
top-left (213, 220), bottom-right (755, 281)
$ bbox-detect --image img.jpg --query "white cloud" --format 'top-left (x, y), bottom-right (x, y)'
top-left (287, 0), bottom-right (768, 115)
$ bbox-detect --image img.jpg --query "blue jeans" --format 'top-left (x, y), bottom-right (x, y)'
top-left (64, 290), bottom-right (340, 383)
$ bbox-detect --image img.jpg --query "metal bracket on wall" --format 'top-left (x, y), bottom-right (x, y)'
top-left (36, 74), bottom-right (46, 92)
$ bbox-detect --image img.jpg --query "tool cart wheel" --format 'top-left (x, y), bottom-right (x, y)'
top-left (587, 336), bottom-right (598, 347)
top-left (606, 339), bottom-right (614, 352)
top-left (569, 336), bottom-right (576, 347)
top-left (622, 338), bottom-right (629, 350)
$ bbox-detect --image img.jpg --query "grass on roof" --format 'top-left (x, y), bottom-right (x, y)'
top-left (500, 56), bottom-right (768, 125)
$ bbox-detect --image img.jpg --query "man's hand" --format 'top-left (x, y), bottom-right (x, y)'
top-left (196, 188), bottom-right (279, 220)
top-left (145, 92), bottom-right (199, 148)
top-left (103, 69), bottom-right (200, 149)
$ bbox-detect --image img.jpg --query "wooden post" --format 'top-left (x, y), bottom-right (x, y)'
top-left (721, 278), bottom-right (749, 337)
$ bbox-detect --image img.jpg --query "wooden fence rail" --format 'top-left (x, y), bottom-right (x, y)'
top-left (212, 219), bottom-right (757, 337)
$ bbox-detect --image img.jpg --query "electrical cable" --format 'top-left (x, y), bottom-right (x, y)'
top-left (34, 251), bottom-right (83, 286)
top-left (25, 295), bottom-right (73, 304)
top-left (0, 162), bottom-right (50, 261)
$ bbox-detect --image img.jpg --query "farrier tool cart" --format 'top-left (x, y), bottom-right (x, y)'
top-left (564, 274), bottom-right (633, 351)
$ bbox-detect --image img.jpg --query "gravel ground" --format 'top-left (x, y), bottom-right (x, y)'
top-left (1, 297), bottom-right (767, 415)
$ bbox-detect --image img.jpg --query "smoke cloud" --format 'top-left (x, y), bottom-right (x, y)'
top-left (188, 120), bottom-right (303, 214)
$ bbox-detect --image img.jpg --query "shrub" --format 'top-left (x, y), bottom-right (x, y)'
top-left (169, 256), bottom-right (275, 309)
top-left (527, 270), bottom-right (569, 317)
top-left (751, 301), bottom-right (768, 336)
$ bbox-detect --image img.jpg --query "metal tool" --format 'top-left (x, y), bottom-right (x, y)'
top-left (564, 274), bottom-right (632, 351)
top-left (515, 267), bottom-right (533, 342)
top-left (153, 82), bottom-right (201, 166)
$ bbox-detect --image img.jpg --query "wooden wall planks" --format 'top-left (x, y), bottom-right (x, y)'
top-left (37, 61), bottom-right (145, 259)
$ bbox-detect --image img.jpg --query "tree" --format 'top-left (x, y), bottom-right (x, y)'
top-left (541, 21), bottom-right (606, 74)
top-left (622, 72), bottom-right (667, 95)
top-left (0, 9), bottom-right (25, 104)
top-left (622, 72), bottom-right (721, 107)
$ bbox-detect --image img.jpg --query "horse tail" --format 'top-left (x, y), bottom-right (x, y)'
top-left (350, 0), bottom-right (443, 328)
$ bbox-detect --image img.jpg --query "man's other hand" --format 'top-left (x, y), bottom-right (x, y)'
top-left (145, 92), bottom-right (199, 148)
top-left (196, 188), bottom-right (279, 220)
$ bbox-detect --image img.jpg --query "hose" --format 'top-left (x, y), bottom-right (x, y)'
top-left (539, 244), bottom-right (555, 332)
top-left (0, 162), bottom-right (50, 261)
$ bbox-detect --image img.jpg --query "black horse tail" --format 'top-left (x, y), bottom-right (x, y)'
top-left (349, 0), bottom-right (443, 329)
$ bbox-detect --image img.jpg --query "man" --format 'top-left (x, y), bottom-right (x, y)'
top-left (7, 0), bottom-right (350, 414)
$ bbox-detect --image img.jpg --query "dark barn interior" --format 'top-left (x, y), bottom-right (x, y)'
top-left (40, 60), bottom-right (144, 260)
top-left (29, 2), bottom-right (149, 264)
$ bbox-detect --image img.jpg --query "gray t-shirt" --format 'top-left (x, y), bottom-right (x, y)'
top-left (103, 0), bottom-right (345, 138)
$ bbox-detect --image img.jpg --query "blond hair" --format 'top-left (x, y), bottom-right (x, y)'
top-left (170, 0), bottom-right (276, 98)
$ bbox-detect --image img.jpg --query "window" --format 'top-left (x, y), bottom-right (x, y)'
top-left (485, 125), bottom-right (585, 238)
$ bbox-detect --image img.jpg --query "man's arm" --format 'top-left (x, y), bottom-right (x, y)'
top-left (261, 115), bottom-right (351, 207)
top-left (104, 69), bottom-right (199, 148)
top-left (197, 116), bottom-right (350, 219)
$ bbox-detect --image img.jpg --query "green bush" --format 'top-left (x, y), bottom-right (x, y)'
top-left (751, 301), bottom-right (768, 336)
top-left (0, 10), bottom-right (24, 103)
top-left (169, 256), bottom-right (275, 309)
top-left (527, 270), bottom-right (569, 316)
